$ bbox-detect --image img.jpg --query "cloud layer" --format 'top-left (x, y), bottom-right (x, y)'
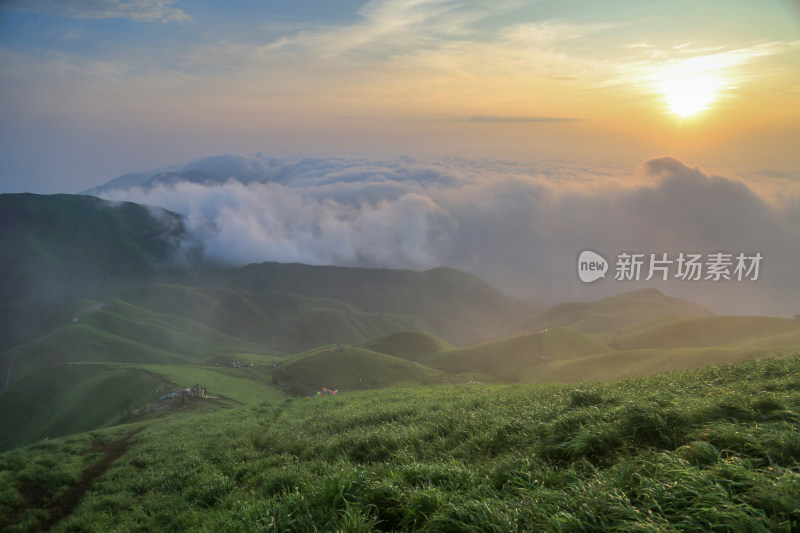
top-left (98, 154), bottom-right (800, 316)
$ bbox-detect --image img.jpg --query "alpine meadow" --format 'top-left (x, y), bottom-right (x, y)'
top-left (1, 0), bottom-right (800, 531)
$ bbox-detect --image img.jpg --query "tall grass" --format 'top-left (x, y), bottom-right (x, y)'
top-left (1, 355), bottom-right (798, 531)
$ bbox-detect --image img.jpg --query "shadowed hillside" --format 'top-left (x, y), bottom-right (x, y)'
top-left (0, 364), bottom-right (163, 451)
top-left (230, 262), bottom-right (532, 345)
top-left (0, 297), bottom-right (271, 388)
top-left (0, 193), bottom-right (197, 351)
top-left (113, 284), bottom-right (433, 353)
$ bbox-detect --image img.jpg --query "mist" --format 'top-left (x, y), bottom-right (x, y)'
top-left (96, 154), bottom-right (800, 317)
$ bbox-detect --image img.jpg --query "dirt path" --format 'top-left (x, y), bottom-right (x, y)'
top-left (1, 426), bottom-right (147, 531)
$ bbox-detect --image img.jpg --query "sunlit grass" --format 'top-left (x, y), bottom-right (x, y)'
top-left (1, 355), bottom-right (798, 531)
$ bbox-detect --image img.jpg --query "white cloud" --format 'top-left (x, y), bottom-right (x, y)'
top-left (98, 154), bottom-right (800, 317)
top-left (2, 0), bottom-right (190, 23)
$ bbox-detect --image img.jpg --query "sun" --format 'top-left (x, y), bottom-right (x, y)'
top-left (654, 59), bottom-right (726, 119)
top-left (658, 73), bottom-right (722, 118)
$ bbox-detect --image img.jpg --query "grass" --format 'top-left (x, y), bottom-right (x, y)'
top-left (0, 354), bottom-right (798, 531)
top-left (271, 345), bottom-right (442, 395)
top-left (114, 284), bottom-right (433, 353)
top-left (0, 296), bottom-right (274, 386)
top-left (606, 315), bottom-right (800, 350)
top-left (427, 328), bottom-right (611, 380)
top-left (504, 288), bottom-right (712, 337)
top-left (359, 331), bottom-right (455, 364)
top-left (0, 365), bottom-right (162, 452)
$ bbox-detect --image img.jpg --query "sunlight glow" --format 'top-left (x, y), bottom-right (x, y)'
top-left (659, 73), bottom-right (722, 117)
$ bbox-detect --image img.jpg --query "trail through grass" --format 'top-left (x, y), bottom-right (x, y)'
top-left (0, 355), bottom-right (798, 531)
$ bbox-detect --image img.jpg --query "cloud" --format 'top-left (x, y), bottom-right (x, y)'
top-left (468, 116), bottom-right (581, 123)
top-left (97, 154), bottom-right (800, 317)
top-left (2, 0), bottom-right (190, 23)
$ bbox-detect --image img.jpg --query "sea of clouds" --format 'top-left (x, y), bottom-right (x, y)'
top-left (96, 153), bottom-right (800, 316)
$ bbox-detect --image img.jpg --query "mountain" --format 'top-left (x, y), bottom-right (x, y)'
top-left (269, 345), bottom-right (442, 396)
top-left (360, 331), bottom-right (455, 364)
top-left (81, 153), bottom-right (279, 195)
top-left (0, 193), bottom-right (197, 351)
top-left (422, 328), bottom-right (612, 381)
top-left (0, 296), bottom-right (272, 388)
top-left (3, 191), bottom-right (799, 458)
top-left (503, 288), bottom-right (713, 337)
top-left (111, 284), bottom-right (432, 353)
top-left (230, 262), bottom-right (532, 345)
top-left (606, 315), bottom-right (800, 351)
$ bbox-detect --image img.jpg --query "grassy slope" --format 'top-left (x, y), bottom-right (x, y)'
top-left (608, 315), bottom-right (800, 350)
top-left (356, 320), bottom-right (800, 385)
top-left (0, 193), bottom-right (192, 351)
top-left (525, 346), bottom-right (783, 383)
top-left (359, 331), bottom-right (455, 364)
top-left (0, 361), bottom-right (286, 452)
top-left (1, 298), bottom-right (272, 386)
top-left (1, 355), bottom-right (798, 531)
top-left (506, 288), bottom-right (713, 337)
top-left (271, 346), bottom-right (443, 395)
top-left (231, 262), bottom-right (533, 344)
top-left (426, 328), bottom-right (612, 380)
top-left (114, 284), bottom-right (432, 353)
top-left (0, 365), bottom-right (162, 451)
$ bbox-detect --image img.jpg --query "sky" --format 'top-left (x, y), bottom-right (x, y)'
top-left (1, 0), bottom-right (799, 192)
top-left (1, 0), bottom-right (800, 314)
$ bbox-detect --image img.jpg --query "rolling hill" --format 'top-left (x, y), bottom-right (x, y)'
top-left (606, 315), bottom-right (800, 350)
top-left (0, 364), bottom-right (164, 452)
top-left (424, 328), bottom-right (613, 380)
top-left (0, 193), bottom-right (197, 351)
top-left (269, 345), bottom-right (442, 396)
top-left (112, 284), bottom-right (433, 353)
top-left (504, 288), bottom-right (713, 337)
top-left (230, 262), bottom-right (533, 345)
top-left (2, 355), bottom-right (798, 531)
top-left (0, 297), bottom-right (272, 389)
top-left (359, 331), bottom-right (455, 364)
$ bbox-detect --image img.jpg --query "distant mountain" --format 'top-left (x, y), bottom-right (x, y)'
top-left (111, 284), bottom-right (433, 353)
top-left (230, 262), bottom-right (533, 345)
top-left (0, 193), bottom-right (197, 351)
top-left (271, 345), bottom-right (441, 396)
top-left (360, 331), bottom-right (455, 364)
top-left (504, 288), bottom-right (713, 337)
top-left (81, 153), bottom-right (283, 195)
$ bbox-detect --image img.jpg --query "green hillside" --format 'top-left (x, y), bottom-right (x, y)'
top-left (230, 262), bottom-right (532, 344)
top-left (271, 346), bottom-right (442, 395)
top-left (427, 328), bottom-right (612, 380)
top-left (608, 315), bottom-right (800, 350)
top-left (0, 364), bottom-right (163, 452)
top-left (359, 331), bottom-right (455, 363)
top-left (113, 284), bottom-right (432, 353)
top-left (0, 193), bottom-right (196, 351)
top-left (524, 346), bottom-right (784, 383)
top-left (0, 360), bottom-right (287, 452)
top-left (506, 288), bottom-right (713, 337)
top-left (1, 355), bottom-right (798, 531)
top-left (0, 298), bottom-right (271, 387)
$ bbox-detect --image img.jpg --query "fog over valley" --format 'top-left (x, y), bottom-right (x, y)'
top-left (89, 152), bottom-right (800, 317)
